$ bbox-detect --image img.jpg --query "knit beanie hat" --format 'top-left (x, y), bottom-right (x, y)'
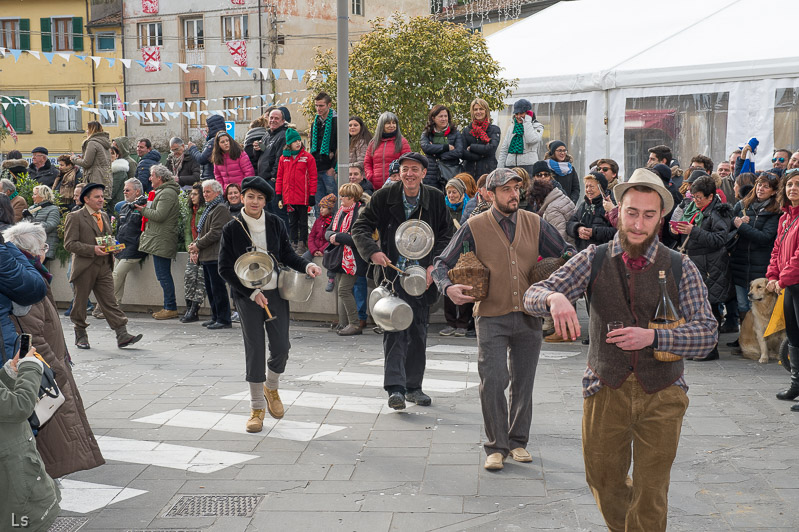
top-left (319, 193), bottom-right (336, 211)
top-left (548, 140), bottom-right (566, 155)
top-left (512, 99), bottom-right (532, 115)
top-left (587, 171), bottom-right (608, 192)
top-left (686, 169), bottom-right (709, 184)
top-left (651, 163), bottom-right (672, 184)
top-left (531, 160), bottom-right (551, 176)
top-left (285, 128), bottom-right (301, 146)
top-left (445, 178), bottom-right (466, 197)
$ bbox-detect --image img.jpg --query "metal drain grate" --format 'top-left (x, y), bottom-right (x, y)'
top-left (163, 495), bottom-right (262, 517)
top-left (48, 517), bottom-right (88, 532)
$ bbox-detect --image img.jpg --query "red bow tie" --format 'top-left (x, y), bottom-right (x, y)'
top-left (622, 252), bottom-right (648, 271)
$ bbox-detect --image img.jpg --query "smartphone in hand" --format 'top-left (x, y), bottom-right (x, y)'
top-left (19, 333), bottom-right (31, 358)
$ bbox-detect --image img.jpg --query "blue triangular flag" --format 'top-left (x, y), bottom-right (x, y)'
top-left (9, 49), bottom-right (22, 62)
top-left (296, 69), bottom-right (305, 81)
top-left (107, 57), bottom-right (115, 68)
top-left (159, 102), bottom-right (166, 110)
top-left (99, 109), bottom-right (109, 120)
top-left (219, 66), bottom-right (229, 75)
top-left (43, 52), bottom-right (54, 64)
top-left (75, 55), bottom-right (86, 61)
top-left (271, 68), bottom-right (281, 79)
top-left (177, 101), bottom-right (184, 109)
top-left (86, 100), bottom-right (93, 105)
top-left (163, 62), bottom-right (173, 69)
top-left (135, 60), bottom-right (146, 68)
top-left (245, 67), bottom-right (254, 76)
top-left (183, 112), bottom-right (193, 119)
top-left (321, 73), bottom-right (328, 81)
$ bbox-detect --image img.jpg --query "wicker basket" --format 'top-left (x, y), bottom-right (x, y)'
top-left (648, 317), bottom-right (686, 362)
top-left (531, 257), bottom-right (566, 284)
top-left (448, 251), bottom-right (490, 301)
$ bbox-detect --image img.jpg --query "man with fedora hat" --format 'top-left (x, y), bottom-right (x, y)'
top-left (352, 152), bottom-right (453, 411)
top-left (63, 183), bottom-right (143, 349)
top-left (523, 168), bottom-right (717, 531)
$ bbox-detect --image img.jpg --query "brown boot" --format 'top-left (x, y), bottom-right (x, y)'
top-left (152, 309), bottom-right (179, 320)
top-left (337, 324), bottom-right (363, 336)
top-left (116, 326), bottom-right (143, 348)
top-left (263, 386), bottom-right (285, 419)
top-left (246, 409), bottom-right (266, 433)
top-left (75, 328), bottom-right (90, 350)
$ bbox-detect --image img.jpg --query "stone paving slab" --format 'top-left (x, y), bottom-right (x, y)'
top-left (52, 313), bottom-right (799, 530)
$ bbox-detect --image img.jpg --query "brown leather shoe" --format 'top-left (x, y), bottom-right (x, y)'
top-left (359, 320), bottom-right (367, 329)
top-left (484, 453), bottom-right (505, 470)
top-left (509, 447), bottom-right (533, 462)
top-left (153, 309), bottom-right (180, 320)
top-left (337, 324), bottom-right (363, 336)
top-left (545, 332), bottom-right (573, 343)
top-left (246, 409), bottom-right (266, 433)
top-left (263, 386), bottom-right (285, 419)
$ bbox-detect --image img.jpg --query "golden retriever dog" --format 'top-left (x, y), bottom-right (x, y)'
top-left (739, 278), bottom-right (786, 363)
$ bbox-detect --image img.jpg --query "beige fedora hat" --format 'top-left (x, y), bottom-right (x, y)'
top-left (612, 168), bottom-right (674, 214)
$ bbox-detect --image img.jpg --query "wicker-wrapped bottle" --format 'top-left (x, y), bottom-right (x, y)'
top-left (648, 270), bottom-right (685, 362)
top-left (447, 242), bottom-right (489, 301)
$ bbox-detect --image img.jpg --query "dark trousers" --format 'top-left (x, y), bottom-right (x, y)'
top-left (476, 312), bottom-right (542, 456)
top-left (234, 291), bottom-right (291, 382)
top-left (354, 275), bottom-right (367, 321)
top-left (287, 206), bottom-right (309, 244)
top-left (202, 261), bottom-right (231, 325)
top-left (71, 265), bottom-right (127, 333)
top-left (152, 255), bottom-right (176, 310)
top-left (444, 298), bottom-right (472, 329)
top-left (268, 193), bottom-right (289, 230)
top-left (784, 284), bottom-right (799, 346)
top-left (383, 291), bottom-right (430, 394)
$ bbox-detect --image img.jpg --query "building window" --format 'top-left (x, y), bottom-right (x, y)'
top-left (352, 0), bottom-right (363, 16)
top-left (98, 94), bottom-right (118, 125)
top-left (222, 15), bottom-right (248, 41)
top-left (96, 32), bottom-right (115, 51)
top-left (53, 18), bottom-right (74, 51)
top-left (0, 19), bottom-right (20, 49)
top-left (224, 96), bottom-right (253, 123)
top-left (184, 18), bottom-right (203, 49)
top-left (138, 22), bottom-right (162, 48)
top-left (184, 98), bottom-right (207, 130)
top-left (0, 93), bottom-right (30, 133)
top-left (140, 99), bottom-right (165, 125)
top-left (49, 91), bottom-right (82, 132)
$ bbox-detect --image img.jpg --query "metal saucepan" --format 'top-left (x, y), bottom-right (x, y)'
top-left (395, 219), bottom-right (434, 260)
top-left (234, 250), bottom-right (275, 289)
top-left (369, 283), bottom-right (392, 315)
top-left (372, 294), bottom-right (413, 332)
top-left (400, 265), bottom-right (427, 297)
top-left (277, 266), bottom-right (314, 302)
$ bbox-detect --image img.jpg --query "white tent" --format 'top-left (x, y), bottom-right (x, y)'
top-left (487, 0), bottom-right (799, 178)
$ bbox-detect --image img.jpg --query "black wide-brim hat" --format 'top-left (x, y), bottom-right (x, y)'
top-left (80, 183), bottom-right (105, 203)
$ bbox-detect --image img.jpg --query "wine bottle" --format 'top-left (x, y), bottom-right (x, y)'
top-left (648, 270), bottom-right (685, 362)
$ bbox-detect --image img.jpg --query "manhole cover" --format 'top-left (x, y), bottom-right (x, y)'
top-left (48, 517), bottom-right (88, 532)
top-left (163, 495), bottom-right (262, 517)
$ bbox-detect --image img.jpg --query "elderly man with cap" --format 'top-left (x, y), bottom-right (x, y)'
top-left (352, 152), bottom-right (453, 410)
top-left (524, 168), bottom-right (717, 532)
top-left (63, 183), bottom-right (143, 349)
top-left (28, 147), bottom-right (60, 188)
top-left (433, 167), bottom-right (575, 470)
top-left (218, 176), bottom-right (322, 433)
top-left (496, 99), bottom-right (544, 177)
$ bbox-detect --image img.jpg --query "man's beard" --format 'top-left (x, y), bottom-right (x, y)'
top-left (618, 219), bottom-right (661, 258)
top-left (495, 197), bottom-right (518, 215)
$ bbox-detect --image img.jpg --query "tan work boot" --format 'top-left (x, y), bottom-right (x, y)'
top-left (484, 453), bottom-right (505, 470)
top-left (246, 409), bottom-right (266, 433)
top-left (544, 332), bottom-right (573, 343)
top-left (264, 386), bottom-right (285, 419)
top-left (152, 309), bottom-right (179, 320)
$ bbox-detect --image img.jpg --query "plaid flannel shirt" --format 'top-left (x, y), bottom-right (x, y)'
top-left (523, 233), bottom-right (718, 397)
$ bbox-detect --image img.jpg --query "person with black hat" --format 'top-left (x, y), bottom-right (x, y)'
top-left (218, 176), bottom-right (322, 433)
top-left (28, 147), bottom-right (60, 188)
top-left (63, 183), bottom-right (143, 350)
top-left (566, 171), bottom-right (617, 252)
top-left (351, 152), bottom-right (453, 411)
top-left (497, 99), bottom-right (543, 177)
top-left (543, 140), bottom-right (581, 204)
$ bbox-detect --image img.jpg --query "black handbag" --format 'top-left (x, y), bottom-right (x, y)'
top-left (322, 242), bottom-right (344, 272)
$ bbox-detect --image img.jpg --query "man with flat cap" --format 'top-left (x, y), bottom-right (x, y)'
top-left (63, 183), bottom-right (143, 349)
top-left (352, 152), bottom-right (453, 410)
top-left (28, 146), bottom-right (60, 187)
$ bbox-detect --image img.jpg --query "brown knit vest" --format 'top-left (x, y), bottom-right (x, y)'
top-left (470, 209), bottom-right (540, 317)
top-left (587, 244), bottom-right (684, 393)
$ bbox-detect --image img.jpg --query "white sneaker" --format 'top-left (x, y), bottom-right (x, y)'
top-left (440, 326), bottom-right (456, 336)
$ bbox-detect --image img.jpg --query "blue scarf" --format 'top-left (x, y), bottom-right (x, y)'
top-left (547, 159), bottom-right (573, 177)
top-left (445, 194), bottom-right (469, 212)
top-left (197, 195), bottom-right (224, 233)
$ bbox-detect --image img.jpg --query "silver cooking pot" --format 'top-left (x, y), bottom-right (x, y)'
top-left (369, 283), bottom-right (392, 315)
top-left (233, 250), bottom-right (275, 289)
top-left (277, 266), bottom-right (314, 302)
top-left (372, 294), bottom-right (413, 332)
top-left (400, 265), bottom-right (427, 297)
top-left (395, 219), bottom-right (434, 260)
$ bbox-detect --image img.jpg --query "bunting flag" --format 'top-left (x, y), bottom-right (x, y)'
top-left (225, 40), bottom-right (247, 67)
top-left (231, 0), bottom-right (245, 4)
top-left (0, 113), bottom-right (18, 143)
top-left (115, 88), bottom-right (126, 122)
top-left (142, 0), bottom-right (159, 14)
top-left (141, 46), bottom-right (161, 72)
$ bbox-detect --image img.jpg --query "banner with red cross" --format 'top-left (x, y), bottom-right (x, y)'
top-left (231, 0), bottom-right (245, 4)
top-left (142, 0), bottom-right (159, 14)
top-left (142, 46), bottom-right (161, 72)
top-left (225, 40), bottom-right (247, 67)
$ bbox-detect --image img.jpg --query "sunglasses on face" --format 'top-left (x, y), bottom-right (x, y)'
top-left (773, 157), bottom-right (786, 163)
top-left (534, 172), bottom-right (551, 178)
top-left (597, 167), bottom-right (612, 172)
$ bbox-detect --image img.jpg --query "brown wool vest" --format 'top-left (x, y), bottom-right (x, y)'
top-left (587, 244), bottom-right (685, 393)
top-left (470, 209), bottom-right (540, 317)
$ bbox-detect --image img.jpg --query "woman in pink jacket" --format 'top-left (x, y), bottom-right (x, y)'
top-left (276, 128), bottom-right (317, 253)
top-left (768, 168), bottom-right (799, 411)
top-left (212, 131), bottom-right (254, 189)
top-left (364, 111), bottom-right (411, 190)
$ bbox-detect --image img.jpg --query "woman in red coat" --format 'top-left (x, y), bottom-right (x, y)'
top-left (212, 131), bottom-right (254, 190)
top-left (364, 111), bottom-right (411, 190)
top-left (276, 128), bottom-right (317, 253)
top-left (767, 168), bottom-right (799, 411)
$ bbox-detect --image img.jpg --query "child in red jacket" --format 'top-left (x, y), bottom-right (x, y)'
top-left (306, 193), bottom-right (337, 292)
top-left (276, 128), bottom-right (317, 253)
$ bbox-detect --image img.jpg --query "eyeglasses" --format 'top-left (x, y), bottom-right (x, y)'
top-left (773, 157), bottom-right (786, 163)
top-left (41, 244), bottom-right (49, 253)
top-left (597, 166), bottom-right (612, 172)
top-left (534, 172), bottom-right (551, 177)
top-left (554, 148), bottom-right (567, 153)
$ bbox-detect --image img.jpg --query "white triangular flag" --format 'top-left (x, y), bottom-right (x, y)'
top-left (57, 52), bottom-right (71, 62)
top-left (207, 65), bottom-right (217, 74)
top-left (284, 69), bottom-right (294, 80)
top-left (202, 99), bottom-right (209, 106)
top-left (120, 58), bottom-right (131, 68)
top-left (231, 66), bottom-right (241, 76)
top-left (167, 102), bottom-right (174, 109)
top-left (259, 68), bottom-right (270, 79)
top-left (177, 63), bottom-right (189, 73)
top-left (90, 56), bottom-right (101, 67)
top-left (28, 50), bottom-right (40, 60)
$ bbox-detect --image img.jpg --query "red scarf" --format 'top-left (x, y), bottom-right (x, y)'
top-left (470, 119), bottom-right (491, 143)
top-left (141, 190), bottom-right (156, 231)
top-left (622, 252), bottom-right (648, 271)
top-left (332, 203), bottom-right (356, 275)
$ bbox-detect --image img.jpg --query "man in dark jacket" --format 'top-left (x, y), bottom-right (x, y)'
top-left (113, 178), bottom-right (147, 305)
top-left (135, 138), bottom-right (161, 193)
top-left (253, 108), bottom-right (290, 226)
top-left (188, 179), bottom-right (233, 329)
top-left (28, 147), bottom-right (60, 187)
top-left (352, 152), bottom-right (453, 411)
top-left (310, 92), bottom-right (338, 208)
top-left (187, 115), bottom-right (227, 181)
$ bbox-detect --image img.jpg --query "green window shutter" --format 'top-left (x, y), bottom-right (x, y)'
top-left (72, 17), bottom-right (83, 51)
top-left (40, 18), bottom-right (52, 52)
top-left (12, 101), bottom-right (26, 132)
top-left (19, 19), bottom-right (30, 50)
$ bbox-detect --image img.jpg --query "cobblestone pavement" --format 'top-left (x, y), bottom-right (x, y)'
top-left (50, 309), bottom-right (799, 531)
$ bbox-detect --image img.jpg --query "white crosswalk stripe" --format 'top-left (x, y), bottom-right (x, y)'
top-left (58, 480), bottom-right (147, 513)
top-left (295, 371), bottom-right (478, 392)
top-left (221, 389), bottom-right (411, 414)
